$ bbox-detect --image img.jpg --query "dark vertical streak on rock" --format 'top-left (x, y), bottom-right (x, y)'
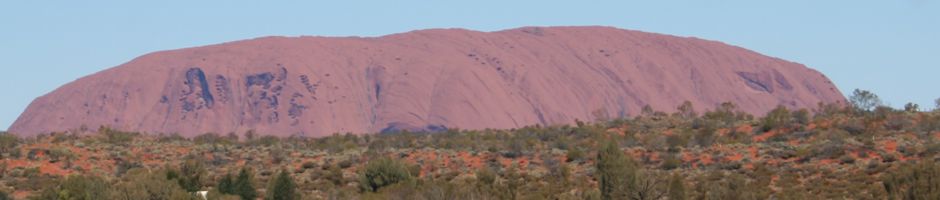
top-left (374, 83), bottom-right (382, 101)
top-left (185, 67), bottom-right (215, 108)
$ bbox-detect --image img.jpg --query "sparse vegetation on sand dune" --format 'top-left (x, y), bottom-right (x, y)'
top-left (1, 96), bottom-right (940, 199)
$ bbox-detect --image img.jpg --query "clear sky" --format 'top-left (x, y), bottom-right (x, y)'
top-left (1, 1), bottom-right (938, 131)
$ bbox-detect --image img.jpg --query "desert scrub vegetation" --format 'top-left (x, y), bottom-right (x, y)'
top-left (0, 91), bottom-right (939, 199)
top-left (358, 157), bottom-right (414, 193)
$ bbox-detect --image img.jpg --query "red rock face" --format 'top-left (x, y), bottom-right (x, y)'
top-left (8, 26), bottom-right (845, 137)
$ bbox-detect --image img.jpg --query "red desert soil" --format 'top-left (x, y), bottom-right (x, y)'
top-left (753, 130), bottom-right (778, 142)
top-left (882, 140), bottom-right (898, 152)
top-left (9, 26), bottom-right (844, 137)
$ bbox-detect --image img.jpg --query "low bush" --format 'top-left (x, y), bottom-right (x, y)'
top-left (358, 157), bottom-right (413, 193)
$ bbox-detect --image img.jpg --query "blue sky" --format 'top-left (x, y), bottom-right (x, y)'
top-left (1, 1), bottom-right (938, 130)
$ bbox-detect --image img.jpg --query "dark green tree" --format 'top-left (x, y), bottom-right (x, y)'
top-left (217, 173), bottom-right (234, 195)
top-left (265, 169), bottom-right (298, 200)
top-left (935, 98), bottom-right (940, 111)
top-left (904, 102), bottom-right (920, 112)
top-left (596, 139), bottom-right (636, 200)
top-left (849, 89), bottom-right (882, 112)
top-left (234, 167), bottom-right (257, 200)
top-left (676, 101), bottom-right (698, 119)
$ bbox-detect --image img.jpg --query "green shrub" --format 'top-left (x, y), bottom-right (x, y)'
top-left (502, 164), bottom-right (523, 200)
top-left (194, 132), bottom-right (233, 145)
top-left (358, 157), bottom-right (413, 193)
top-left (693, 171), bottom-right (770, 200)
top-left (566, 147), bottom-right (586, 163)
top-left (177, 158), bottom-right (207, 192)
top-left (694, 126), bottom-right (717, 147)
top-left (760, 105), bottom-right (792, 132)
top-left (668, 173), bottom-right (687, 200)
top-left (883, 161), bottom-right (940, 200)
top-left (703, 102), bottom-right (750, 127)
top-left (301, 161), bottom-right (317, 169)
top-left (324, 164), bottom-right (344, 186)
top-left (32, 174), bottom-right (110, 200)
top-left (0, 133), bottom-right (19, 158)
top-left (110, 168), bottom-right (196, 200)
top-left (885, 115), bottom-right (914, 131)
top-left (676, 101), bottom-right (698, 119)
top-left (98, 126), bottom-right (137, 145)
top-left (47, 147), bottom-right (74, 163)
top-left (255, 135), bottom-right (281, 146)
top-left (661, 153), bottom-right (682, 170)
top-left (269, 147), bottom-right (287, 164)
top-left (337, 159), bottom-right (354, 169)
top-left (793, 108), bottom-right (811, 125)
top-left (475, 167), bottom-right (496, 186)
top-left (666, 133), bottom-right (688, 150)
